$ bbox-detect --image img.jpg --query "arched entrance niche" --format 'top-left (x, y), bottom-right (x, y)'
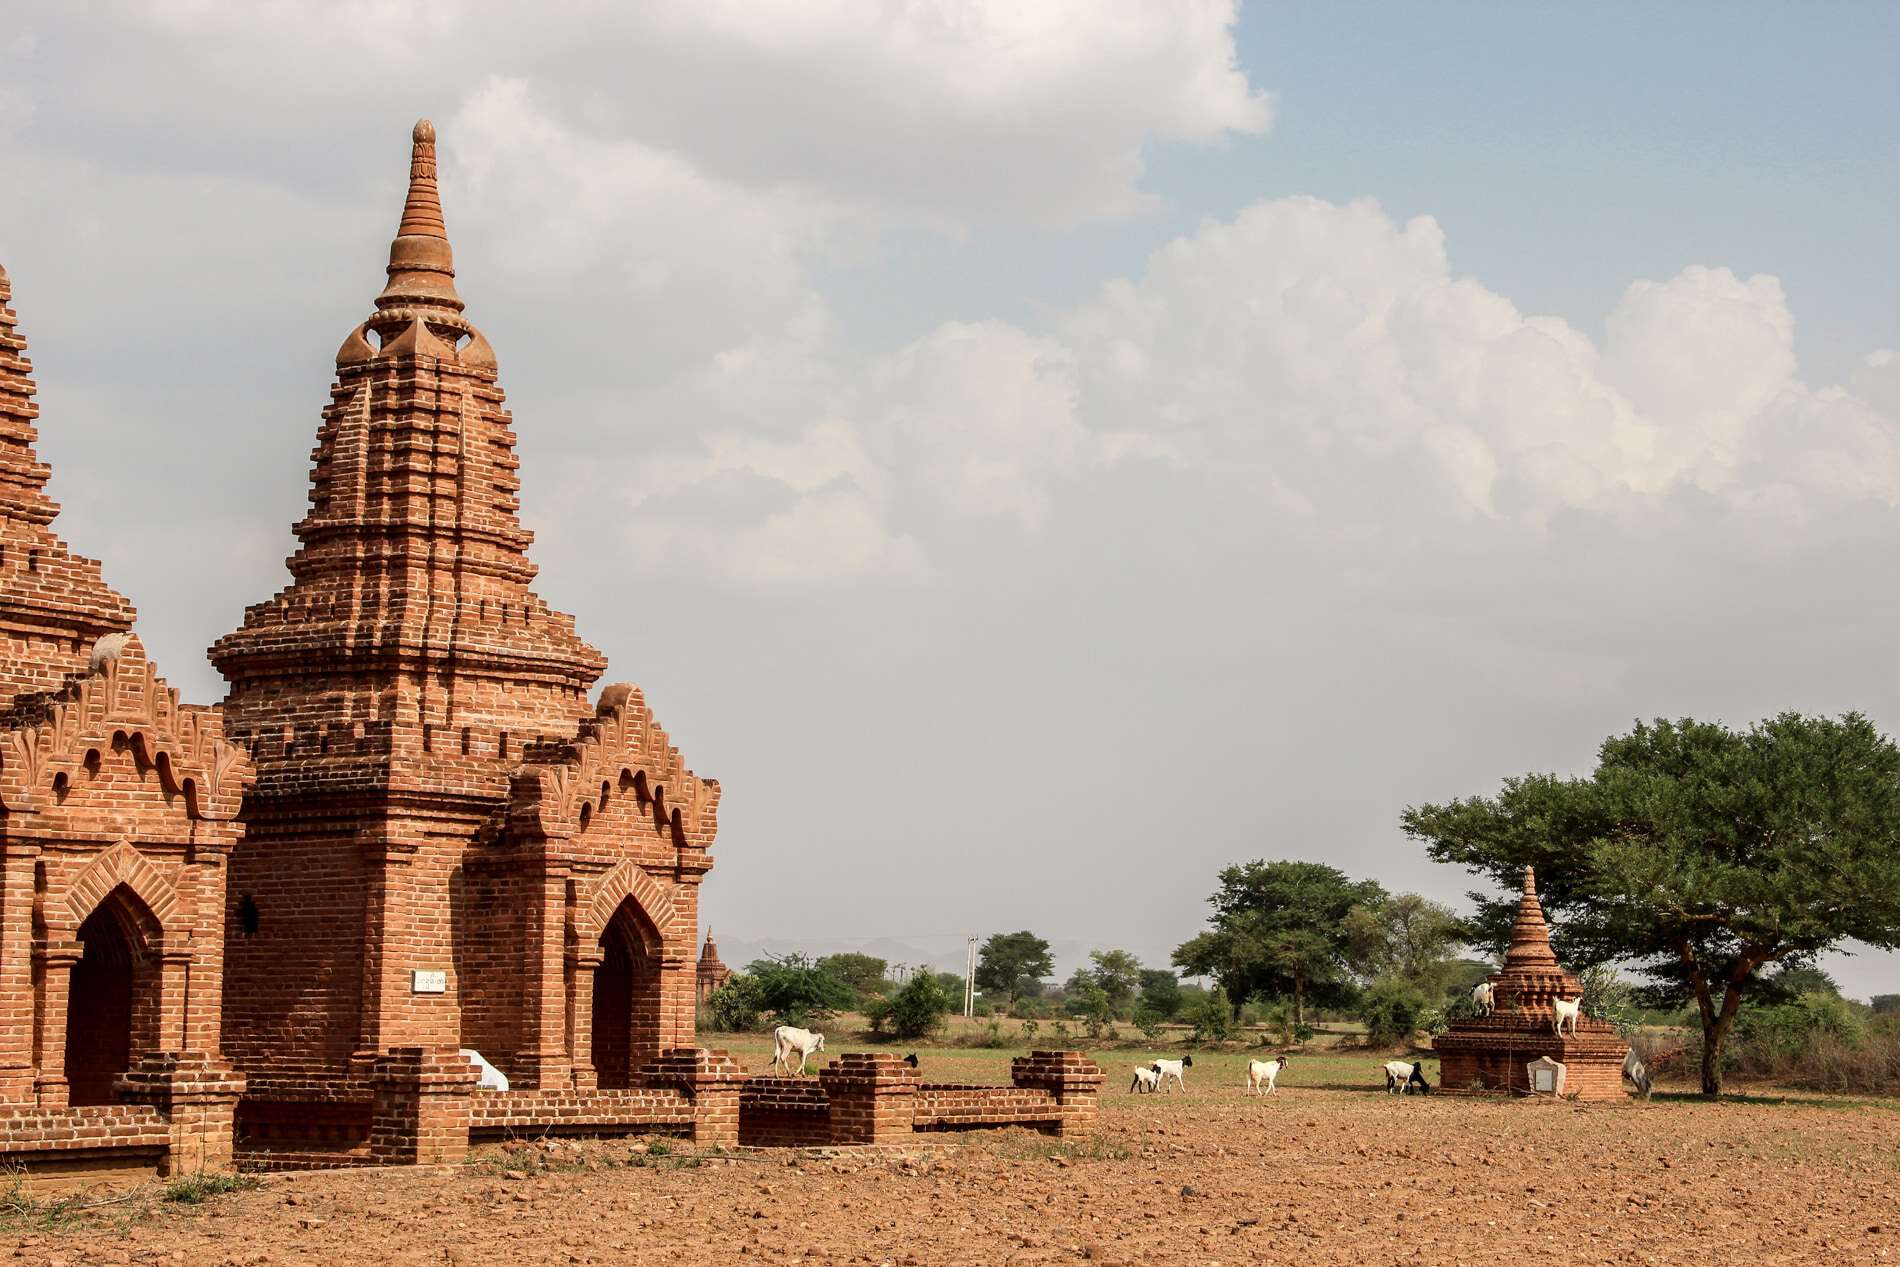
top-left (63, 884), bottom-right (161, 1105)
top-left (589, 898), bottom-right (662, 1089)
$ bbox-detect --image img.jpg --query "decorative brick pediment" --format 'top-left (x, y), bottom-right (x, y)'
top-left (0, 634), bottom-right (253, 821)
top-left (507, 682), bottom-right (720, 851)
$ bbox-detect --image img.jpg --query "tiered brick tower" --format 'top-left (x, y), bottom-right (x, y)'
top-left (1434, 867), bottom-right (1630, 1101)
top-left (211, 123), bottom-right (717, 1130)
top-left (0, 264), bottom-right (250, 1169)
top-left (695, 928), bottom-right (733, 1005)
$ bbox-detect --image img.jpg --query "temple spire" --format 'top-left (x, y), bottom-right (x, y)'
top-left (377, 119), bottom-right (463, 313)
top-left (0, 263), bottom-right (57, 526)
top-left (1501, 865), bottom-right (1562, 971)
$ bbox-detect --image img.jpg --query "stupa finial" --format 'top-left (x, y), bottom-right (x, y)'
top-left (376, 118), bottom-right (463, 313)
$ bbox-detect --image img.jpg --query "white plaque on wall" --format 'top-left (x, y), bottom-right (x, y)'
top-left (412, 969), bottom-right (447, 994)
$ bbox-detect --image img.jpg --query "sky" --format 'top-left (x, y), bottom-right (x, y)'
top-left (4, 2), bottom-right (1899, 998)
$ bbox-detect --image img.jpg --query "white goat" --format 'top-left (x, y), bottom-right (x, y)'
top-left (1151, 1055), bottom-right (1192, 1093)
top-left (1382, 1060), bottom-right (1430, 1095)
top-left (1622, 1049), bottom-right (1653, 1099)
top-left (768, 1025), bottom-right (826, 1075)
top-left (1551, 996), bottom-right (1582, 1038)
top-left (1471, 981), bottom-right (1496, 1016)
top-left (1129, 1065), bottom-right (1160, 1094)
top-left (458, 1048), bottom-right (509, 1092)
top-left (1246, 1056), bottom-right (1288, 1095)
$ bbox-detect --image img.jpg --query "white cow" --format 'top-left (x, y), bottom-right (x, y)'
top-left (769, 1025), bottom-right (826, 1075)
top-left (459, 1048), bottom-right (510, 1092)
top-left (1551, 996), bottom-right (1582, 1037)
top-left (1471, 981), bottom-right (1496, 1016)
top-left (1246, 1056), bottom-right (1289, 1095)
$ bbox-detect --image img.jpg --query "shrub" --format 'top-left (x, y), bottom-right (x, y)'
top-left (703, 976), bottom-right (763, 1032)
top-left (747, 954), bottom-right (856, 1027)
top-left (1188, 989), bottom-right (1232, 1044)
top-left (1358, 978), bottom-right (1427, 1048)
top-left (867, 971), bottom-right (953, 1041)
top-left (1018, 1019), bottom-right (1041, 1044)
top-left (1579, 964), bottom-right (1642, 1039)
top-left (1132, 1005), bottom-right (1166, 1042)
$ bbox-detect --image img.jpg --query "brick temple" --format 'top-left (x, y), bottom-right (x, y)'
top-left (0, 122), bottom-right (1102, 1185)
top-left (1434, 867), bottom-right (1630, 1101)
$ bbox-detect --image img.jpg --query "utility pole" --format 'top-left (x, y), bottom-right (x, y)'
top-left (964, 937), bottom-right (977, 1018)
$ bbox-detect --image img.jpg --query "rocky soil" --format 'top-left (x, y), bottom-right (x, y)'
top-left (8, 1050), bottom-right (1897, 1266)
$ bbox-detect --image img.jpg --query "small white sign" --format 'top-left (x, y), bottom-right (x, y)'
top-left (412, 969), bottom-right (447, 994)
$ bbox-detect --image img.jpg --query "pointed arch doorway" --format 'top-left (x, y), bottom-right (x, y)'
top-left (63, 884), bottom-right (161, 1105)
top-left (590, 899), bottom-right (663, 1089)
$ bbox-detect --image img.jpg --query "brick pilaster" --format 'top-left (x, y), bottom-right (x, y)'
top-left (117, 1051), bottom-right (246, 1176)
top-left (1011, 1050), bottom-right (1105, 1137)
top-left (369, 1046), bottom-right (477, 1165)
top-left (638, 1047), bottom-right (744, 1146)
top-left (820, 1053), bottom-right (919, 1146)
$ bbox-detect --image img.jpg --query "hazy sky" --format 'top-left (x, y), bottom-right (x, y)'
top-left (5, 2), bottom-right (1899, 997)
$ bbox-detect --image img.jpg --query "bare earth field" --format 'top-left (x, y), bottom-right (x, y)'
top-left (8, 1043), bottom-right (1899, 1266)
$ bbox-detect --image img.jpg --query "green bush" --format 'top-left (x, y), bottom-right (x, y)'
top-left (703, 975), bottom-right (764, 1032)
top-left (1358, 978), bottom-right (1427, 1048)
top-left (1188, 988), bottom-right (1232, 1044)
top-left (746, 954), bottom-right (856, 1027)
top-left (1132, 1005), bottom-right (1167, 1042)
top-left (1579, 964), bottom-right (1642, 1039)
top-left (867, 971), bottom-right (954, 1041)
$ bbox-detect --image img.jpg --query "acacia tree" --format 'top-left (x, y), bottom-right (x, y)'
top-left (1174, 861), bottom-right (1385, 1025)
top-left (975, 931), bottom-right (1054, 1004)
top-left (1403, 713), bottom-right (1900, 1097)
top-left (1341, 893), bottom-right (1466, 995)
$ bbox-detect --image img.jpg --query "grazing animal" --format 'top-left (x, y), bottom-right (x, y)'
top-left (1151, 1055), bottom-right (1193, 1093)
top-left (459, 1048), bottom-right (509, 1092)
top-left (1551, 996), bottom-right (1582, 1038)
top-left (1471, 981), bottom-right (1496, 1016)
top-left (768, 1025), bottom-right (826, 1075)
top-left (1382, 1060), bottom-right (1431, 1095)
top-left (1622, 1049), bottom-right (1653, 1099)
top-left (1247, 1056), bottom-right (1289, 1095)
top-left (903, 1052), bottom-right (919, 1068)
top-left (1130, 1065), bottom-right (1160, 1094)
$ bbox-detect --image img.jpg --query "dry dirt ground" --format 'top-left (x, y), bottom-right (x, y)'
top-left (8, 1046), bottom-right (1899, 1266)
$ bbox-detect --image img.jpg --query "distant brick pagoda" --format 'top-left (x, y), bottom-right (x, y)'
top-left (1434, 867), bottom-right (1630, 1101)
top-left (696, 929), bottom-right (733, 1005)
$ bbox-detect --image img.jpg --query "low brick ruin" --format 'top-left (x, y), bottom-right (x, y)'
top-left (0, 121), bottom-right (1106, 1186)
top-left (1434, 867), bottom-right (1630, 1101)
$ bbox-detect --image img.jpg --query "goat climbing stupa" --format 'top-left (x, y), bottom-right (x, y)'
top-left (208, 120), bottom-right (720, 1159)
top-left (1434, 867), bottom-right (1630, 1100)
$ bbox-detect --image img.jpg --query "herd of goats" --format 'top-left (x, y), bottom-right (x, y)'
top-left (759, 975), bottom-right (1659, 1102)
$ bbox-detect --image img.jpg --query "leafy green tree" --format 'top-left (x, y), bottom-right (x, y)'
top-left (1872, 994), bottom-right (1900, 1017)
top-left (745, 953), bottom-right (856, 1027)
top-left (867, 971), bottom-right (953, 1040)
top-left (816, 953), bottom-right (890, 1001)
top-left (1174, 861), bottom-right (1385, 1026)
top-left (975, 931), bottom-right (1054, 1004)
top-left (1137, 969), bottom-right (1183, 1021)
top-left (1086, 950), bottom-right (1143, 1015)
top-left (1342, 893), bottom-right (1465, 995)
top-left (1763, 964), bottom-right (1841, 999)
top-left (1403, 713), bottom-right (1900, 1096)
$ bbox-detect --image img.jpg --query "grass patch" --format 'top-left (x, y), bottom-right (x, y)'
top-left (991, 1130), bottom-right (1134, 1163)
top-left (161, 1171), bottom-right (262, 1204)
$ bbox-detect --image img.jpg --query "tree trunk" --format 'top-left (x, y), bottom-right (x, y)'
top-left (1292, 967), bottom-right (1306, 1029)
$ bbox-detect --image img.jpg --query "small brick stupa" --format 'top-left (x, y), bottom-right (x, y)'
top-left (1435, 867), bottom-right (1629, 1101)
